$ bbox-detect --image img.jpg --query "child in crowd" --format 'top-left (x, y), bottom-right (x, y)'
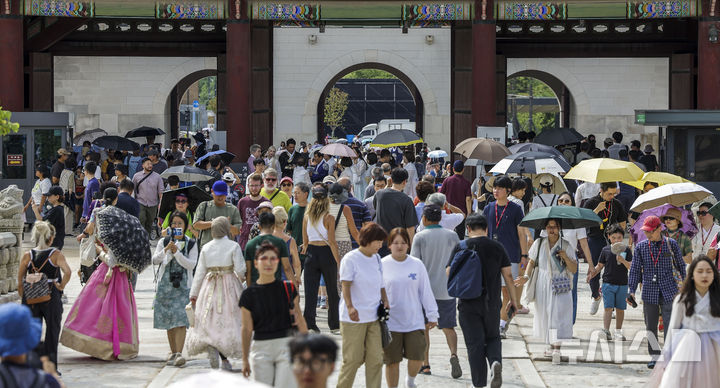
top-left (587, 224), bottom-right (632, 341)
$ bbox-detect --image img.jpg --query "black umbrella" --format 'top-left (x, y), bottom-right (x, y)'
top-left (195, 150), bottom-right (236, 166)
top-left (160, 165), bottom-right (214, 182)
top-left (369, 129), bottom-right (423, 148)
top-left (125, 126), bottom-right (165, 138)
top-left (534, 128), bottom-right (584, 147)
top-left (158, 185), bottom-right (213, 225)
top-left (508, 142), bottom-right (566, 160)
top-left (73, 128), bottom-right (108, 145)
top-left (92, 135), bottom-right (140, 151)
top-left (95, 206), bottom-right (151, 273)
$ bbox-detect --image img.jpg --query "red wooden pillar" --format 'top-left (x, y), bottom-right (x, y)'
top-left (0, 2), bottom-right (24, 112)
top-left (226, 0), bottom-right (252, 161)
top-left (471, 0), bottom-right (496, 128)
top-left (698, 19), bottom-right (720, 109)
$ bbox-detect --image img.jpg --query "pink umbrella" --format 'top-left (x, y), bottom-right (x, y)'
top-left (631, 204), bottom-right (698, 245)
top-left (319, 143), bottom-right (357, 158)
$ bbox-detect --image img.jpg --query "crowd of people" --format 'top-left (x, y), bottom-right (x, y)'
top-left (5, 128), bottom-right (720, 388)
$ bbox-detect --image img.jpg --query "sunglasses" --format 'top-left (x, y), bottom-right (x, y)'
top-left (697, 211), bottom-right (709, 216)
top-left (662, 217), bottom-right (677, 222)
top-left (175, 199), bottom-right (188, 204)
top-left (281, 183), bottom-right (292, 187)
top-left (265, 178), bottom-right (277, 182)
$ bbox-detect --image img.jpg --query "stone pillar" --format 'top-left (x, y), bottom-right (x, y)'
top-left (0, 185), bottom-right (25, 304)
top-left (0, 2), bottom-right (24, 111)
top-left (226, 0), bottom-right (252, 161)
top-left (698, 19), bottom-right (720, 109)
top-left (472, 0), bottom-right (496, 128)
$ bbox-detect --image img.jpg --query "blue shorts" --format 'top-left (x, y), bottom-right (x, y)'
top-left (436, 299), bottom-right (457, 329)
top-left (601, 283), bottom-right (628, 310)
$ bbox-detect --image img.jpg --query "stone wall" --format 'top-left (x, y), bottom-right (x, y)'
top-left (54, 56), bottom-right (217, 141)
top-left (0, 185), bottom-right (24, 304)
top-left (508, 57), bottom-right (669, 149)
top-left (273, 27), bottom-right (452, 151)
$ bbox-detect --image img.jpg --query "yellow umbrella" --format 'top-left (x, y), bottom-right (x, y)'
top-left (563, 158), bottom-right (644, 183)
top-left (623, 172), bottom-right (691, 190)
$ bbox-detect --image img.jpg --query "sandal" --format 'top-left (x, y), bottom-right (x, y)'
top-left (418, 365), bottom-right (432, 375)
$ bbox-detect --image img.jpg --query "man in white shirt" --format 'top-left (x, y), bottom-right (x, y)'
top-left (416, 193), bottom-right (465, 232)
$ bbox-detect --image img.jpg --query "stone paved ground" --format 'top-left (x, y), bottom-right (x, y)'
top-left (43, 235), bottom-right (655, 387)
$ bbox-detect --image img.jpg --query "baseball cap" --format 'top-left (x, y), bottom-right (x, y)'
top-left (322, 176), bottom-right (337, 184)
top-left (256, 201), bottom-right (274, 211)
top-left (57, 148), bottom-right (71, 156)
top-left (312, 186), bottom-right (328, 199)
top-left (280, 176), bottom-right (293, 185)
top-left (423, 204), bottom-right (443, 219)
top-left (211, 180), bottom-right (229, 196)
top-left (641, 215), bottom-right (662, 231)
top-left (43, 186), bottom-right (64, 197)
top-left (453, 160), bottom-right (464, 172)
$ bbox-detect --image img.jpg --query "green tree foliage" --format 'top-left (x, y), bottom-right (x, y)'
top-left (343, 69), bottom-right (397, 79)
top-left (198, 76), bottom-right (216, 111)
top-left (206, 97), bottom-right (217, 114)
top-left (507, 77), bottom-right (557, 133)
top-left (324, 87), bottom-right (349, 138)
top-left (0, 107), bottom-right (19, 136)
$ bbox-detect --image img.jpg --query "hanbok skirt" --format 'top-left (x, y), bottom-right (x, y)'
top-left (186, 267), bottom-right (244, 358)
top-left (60, 262), bottom-right (139, 360)
top-left (647, 330), bottom-right (720, 388)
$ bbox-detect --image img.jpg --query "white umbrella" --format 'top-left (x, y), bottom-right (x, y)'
top-left (489, 151), bottom-right (571, 175)
top-left (428, 150), bottom-right (448, 159)
top-left (630, 182), bottom-right (713, 212)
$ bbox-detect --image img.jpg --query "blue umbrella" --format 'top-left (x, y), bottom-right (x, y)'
top-left (195, 150), bottom-right (236, 166)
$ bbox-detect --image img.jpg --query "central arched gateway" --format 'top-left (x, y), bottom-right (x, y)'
top-left (317, 62), bottom-right (424, 142)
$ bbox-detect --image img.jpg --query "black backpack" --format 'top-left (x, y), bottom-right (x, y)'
top-left (0, 363), bottom-right (47, 388)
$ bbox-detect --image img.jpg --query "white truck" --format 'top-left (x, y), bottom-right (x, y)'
top-left (356, 119), bottom-right (416, 144)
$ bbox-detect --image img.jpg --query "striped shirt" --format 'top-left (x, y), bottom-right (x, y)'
top-left (343, 195), bottom-right (371, 247)
top-left (629, 237), bottom-right (686, 305)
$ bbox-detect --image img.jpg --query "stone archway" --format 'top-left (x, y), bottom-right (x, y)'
top-left (166, 69), bottom-right (217, 140)
top-left (316, 62), bottom-right (424, 142)
top-left (507, 70), bottom-right (571, 128)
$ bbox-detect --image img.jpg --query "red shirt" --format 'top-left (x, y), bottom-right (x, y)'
top-left (439, 174), bottom-right (472, 211)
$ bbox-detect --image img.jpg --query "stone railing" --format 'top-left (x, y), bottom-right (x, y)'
top-left (0, 185), bottom-right (25, 304)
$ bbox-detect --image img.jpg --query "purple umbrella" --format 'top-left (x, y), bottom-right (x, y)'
top-left (631, 204), bottom-right (698, 245)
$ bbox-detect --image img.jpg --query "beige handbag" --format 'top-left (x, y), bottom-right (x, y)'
top-left (523, 239), bottom-right (542, 304)
top-left (185, 302), bottom-right (195, 327)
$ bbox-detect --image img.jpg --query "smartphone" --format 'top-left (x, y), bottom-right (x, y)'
top-left (626, 294), bottom-right (638, 308)
top-left (172, 228), bottom-right (183, 237)
top-left (507, 304), bottom-right (517, 319)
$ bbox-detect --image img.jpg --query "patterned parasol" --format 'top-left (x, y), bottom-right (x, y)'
top-left (95, 206), bottom-right (152, 273)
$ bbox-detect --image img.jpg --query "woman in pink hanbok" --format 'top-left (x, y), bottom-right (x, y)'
top-left (61, 188), bottom-right (150, 360)
top-left (647, 255), bottom-right (720, 388)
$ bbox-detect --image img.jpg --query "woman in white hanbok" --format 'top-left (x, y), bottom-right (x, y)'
top-left (647, 255), bottom-right (720, 388)
top-left (517, 218), bottom-right (577, 364)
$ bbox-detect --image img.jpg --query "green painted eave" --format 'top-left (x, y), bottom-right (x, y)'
top-left (321, 2), bottom-right (399, 19)
top-left (93, 1), bottom-right (155, 17)
top-left (567, 1), bottom-right (627, 19)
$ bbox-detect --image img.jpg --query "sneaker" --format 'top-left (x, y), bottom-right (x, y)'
top-left (449, 354), bottom-right (462, 379)
top-left (590, 298), bottom-right (601, 315)
top-left (418, 365), bottom-right (431, 375)
top-left (552, 349), bottom-right (561, 365)
top-left (166, 353), bottom-right (178, 366)
top-left (174, 355), bottom-right (186, 367)
top-left (221, 359), bottom-right (232, 371)
top-left (516, 306), bottom-right (530, 314)
top-left (601, 329), bottom-right (612, 341)
top-left (499, 323), bottom-right (509, 339)
top-left (489, 361), bottom-right (502, 388)
top-left (207, 347), bottom-right (220, 369)
top-left (543, 348), bottom-right (554, 357)
top-left (330, 329), bottom-right (340, 335)
top-left (615, 330), bottom-right (626, 341)
top-left (647, 360), bottom-right (656, 369)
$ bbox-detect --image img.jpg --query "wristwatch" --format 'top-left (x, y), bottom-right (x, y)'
top-left (521, 254), bottom-right (529, 258)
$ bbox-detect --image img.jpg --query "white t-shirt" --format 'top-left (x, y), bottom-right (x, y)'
top-left (531, 193), bottom-right (558, 211)
top-left (339, 249), bottom-right (384, 323)
top-left (416, 212), bottom-right (464, 232)
top-left (31, 178), bottom-right (52, 204)
top-left (540, 227), bottom-right (587, 254)
top-left (381, 255), bottom-right (438, 332)
top-left (692, 224), bottom-right (720, 256)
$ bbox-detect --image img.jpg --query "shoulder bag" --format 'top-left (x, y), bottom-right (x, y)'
top-left (374, 254), bottom-right (393, 348)
top-left (549, 240), bottom-right (572, 295)
top-left (664, 237), bottom-right (684, 288)
top-left (23, 250), bottom-right (54, 305)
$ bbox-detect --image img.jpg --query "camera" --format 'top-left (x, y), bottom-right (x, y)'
top-left (169, 269), bottom-right (183, 288)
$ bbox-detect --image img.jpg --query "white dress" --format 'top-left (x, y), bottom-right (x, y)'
top-left (648, 291), bottom-right (720, 388)
top-left (529, 237), bottom-right (576, 344)
top-left (403, 162), bottom-right (418, 198)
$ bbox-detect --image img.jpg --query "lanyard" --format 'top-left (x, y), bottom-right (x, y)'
top-left (495, 202), bottom-right (508, 229)
top-left (648, 239), bottom-right (663, 267)
top-left (602, 200), bottom-right (612, 222)
top-left (701, 226), bottom-right (713, 247)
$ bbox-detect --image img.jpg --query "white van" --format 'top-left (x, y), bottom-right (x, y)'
top-left (357, 119), bottom-right (416, 143)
